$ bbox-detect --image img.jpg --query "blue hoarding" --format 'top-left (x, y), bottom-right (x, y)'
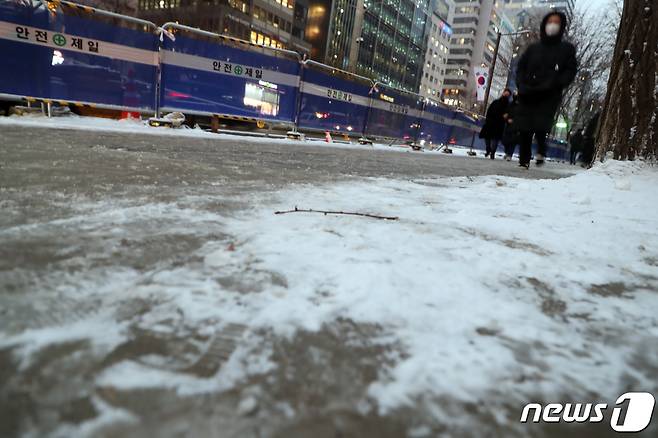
top-left (448, 112), bottom-right (485, 150)
top-left (365, 84), bottom-right (424, 140)
top-left (418, 100), bottom-right (454, 146)
top-left (0, 1), bottom-right (158, 111)
top-left (159, 25), bottom-right (300, 124)
top-left (297, 62), bottom-right (371, 134)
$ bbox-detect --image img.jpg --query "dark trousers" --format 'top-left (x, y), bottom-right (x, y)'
top-left (485, 138), bottom-right (500, 158)
top-left (504, 142), bottom-right (516, 158)
top-left (581, 142), bottom-right (595, 167)
top-left (519, 131), bottom-right (547, 165)
top-left (570, 149), bottom-right (579, 165)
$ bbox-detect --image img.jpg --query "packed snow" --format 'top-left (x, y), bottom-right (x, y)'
top-left (1, 155), bottom-right (657, 434)
top-left (209, 160), bottom-right (658, 409)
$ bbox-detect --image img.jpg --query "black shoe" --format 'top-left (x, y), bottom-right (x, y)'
top-left (518, 163), bottom-right (530, 169)
top-left (536, 160), bottom-right (545, 167)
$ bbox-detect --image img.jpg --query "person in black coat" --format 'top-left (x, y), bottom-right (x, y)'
top-left (569, 129), bottom-right (584, 165)
top-left (580, 111), bottom-right (600, 168)
top-left (514, 11), bottom-right (578, 168)
top-left (502, 93), bottom-right (520, 160)
top-left (480, 88), bottom-right (511, 159)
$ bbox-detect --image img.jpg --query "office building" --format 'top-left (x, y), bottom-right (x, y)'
top-left (135, 0), bottom-right (312, 55)
top-left (441, 0), bottom-right (514, 110)
top-left (306, 0), bottom-right (433, 92)
top-left (419, 0), bottom-right (453, 100)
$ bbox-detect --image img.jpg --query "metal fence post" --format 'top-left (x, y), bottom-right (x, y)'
top-left (154, 34), bottom-right (163, 119)
top-left (360, 81), bottom-right (376, 139)
top-left (292, 59), bottom-right (306, 133)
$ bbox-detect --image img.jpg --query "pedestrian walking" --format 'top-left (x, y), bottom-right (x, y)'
top-left (569, 129), bottom-right (583, 165)
top-left (502, 93), bottom-right (520, 161)
top-left (514, 11), bottom-right (578, 169)
top-left (581, 111), bottom-right (601, 168)
top-left (480, 89), bottom-right (511, 160)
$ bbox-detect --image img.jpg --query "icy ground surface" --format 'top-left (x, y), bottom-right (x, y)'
top-left (0, 113), bottom-right (523, 160)
top-left (0, 121), bottom-right (657, 437)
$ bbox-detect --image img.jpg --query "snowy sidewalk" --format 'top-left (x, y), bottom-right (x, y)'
top-left (1, 140), bottom-right (656, 436)
top-left (208, 160), bottom-right (658, 410)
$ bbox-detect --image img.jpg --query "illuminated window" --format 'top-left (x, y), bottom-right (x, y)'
top-left (244, 82), bottom-right (280, 116)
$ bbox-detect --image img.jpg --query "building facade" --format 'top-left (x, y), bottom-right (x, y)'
top-left (135, 0), bottom-right (312, 54)
top-left (419, 0), bottom-right (453, 100)
top-left (75, 0), bottom-right (138, 15)
top-left (305, 0), bottom-right (432, 92)
top-left (441, 0), bottom-right (513, 110)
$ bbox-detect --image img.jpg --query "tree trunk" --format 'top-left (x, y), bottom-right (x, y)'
top-left (597, 0), bottom-right (658, 160)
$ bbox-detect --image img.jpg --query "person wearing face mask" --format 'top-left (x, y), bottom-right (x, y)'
top-left (479, 88), bottom-right (511, 160)
top-left (514, 11), bottom-right (578, 169)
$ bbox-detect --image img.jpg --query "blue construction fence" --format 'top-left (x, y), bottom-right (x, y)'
top-left (0, 0), bottom-right (569, 160)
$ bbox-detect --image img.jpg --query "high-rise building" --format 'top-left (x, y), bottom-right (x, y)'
top-left (306, 0), bottom-right (432, 92)
top-left (304, 0), bottom-right (333, 61)
top-left (135, 0), bottom-right (312, 55)
top-left (489, 7), bottom-right (515, 101)
top-left (419, 0), bottom-right (453, 100)
top-left (441, 0), bottom-right (513, 110)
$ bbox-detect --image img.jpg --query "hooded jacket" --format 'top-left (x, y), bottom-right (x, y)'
top-left (514, 12), bottom-right (578, 132)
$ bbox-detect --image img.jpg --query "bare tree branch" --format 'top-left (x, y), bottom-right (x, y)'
top-left (274, 207), bottom-right (399, 221)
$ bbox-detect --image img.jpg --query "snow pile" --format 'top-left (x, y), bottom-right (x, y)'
top-left (1, 158), bottom-right (657, 430)
top-left (212, 159), bottom-right (658, 409)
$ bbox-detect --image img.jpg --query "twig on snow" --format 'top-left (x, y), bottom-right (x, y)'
top-left (274, 207), bottom-right (398, 221)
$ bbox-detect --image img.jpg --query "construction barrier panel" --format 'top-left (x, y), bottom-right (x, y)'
top-left (418, 99), bottom-right (456, 146)
top-left (158, 23), bottom-right (301, 126)
top-left (0, 0), bottom-right (159, 111)
top-left (448, 111), bottom-right (486, 150)
top-left (365, 83), bottom-right (424, 141)
top-left (546, 139), bottom-right (569, 160)
top-left (297, 60), bottom-right (372, 135)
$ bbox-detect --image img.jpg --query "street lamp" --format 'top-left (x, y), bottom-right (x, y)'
top-left (482, 30), bottom-right (532, 114)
